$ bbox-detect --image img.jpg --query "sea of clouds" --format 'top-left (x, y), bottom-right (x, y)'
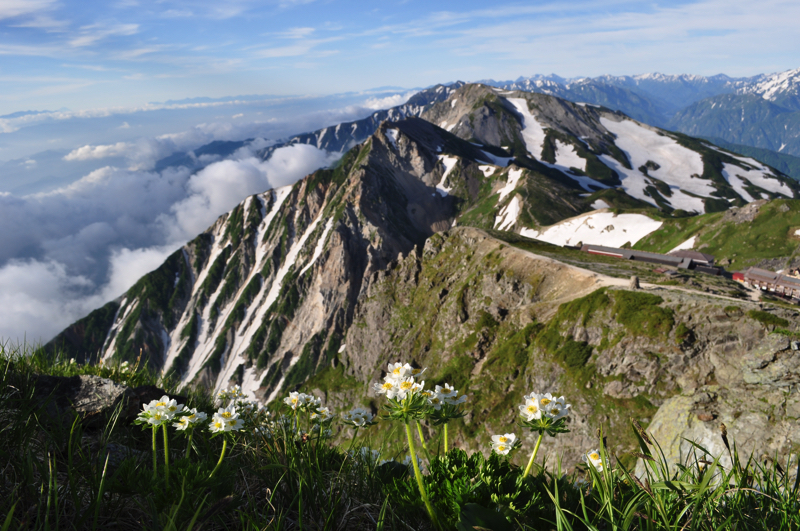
top-left (0, 90), bottom-right (413, 343)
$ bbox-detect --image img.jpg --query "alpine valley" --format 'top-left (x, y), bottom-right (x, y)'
top-left (49, 80), bottom-right (800, 469)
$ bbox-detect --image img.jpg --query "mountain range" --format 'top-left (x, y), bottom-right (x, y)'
top-left (48, 81), bottom-right (800, 468)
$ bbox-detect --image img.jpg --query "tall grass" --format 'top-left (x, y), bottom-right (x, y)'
top-left (1, 342), bottom-right (798, 530)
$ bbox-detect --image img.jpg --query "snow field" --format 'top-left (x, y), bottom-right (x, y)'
top-left (591, 199), bottom-right (611, 209)
top-left (599, 117), bottom-right (711, 212)
top-left (521, 211), bottom-right (663, 248)
top-left (721, 162), bottom-right (791, 198)
top-left (554, 140), bottom-right (586, 171)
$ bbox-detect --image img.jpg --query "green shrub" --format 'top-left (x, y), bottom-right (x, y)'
top-left (748, 310), bottom-right (790, 328)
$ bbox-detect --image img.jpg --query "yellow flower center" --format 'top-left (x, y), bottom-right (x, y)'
top-left (431, 397), bottom-right (440, 404)
top-left (541, 398), bottom-right (551, 406)
top-left (155, 401), bottom-right (167, 407)
top-left (400, 381), bottom-right (413, 390)
top-left (214, 420), bottom-right (223, 429)
top-left (590, 453), bottom-right (600, 460)
top-left (291, 397), bottom-right (298, 404)
top-left (499, 436), bottom-right (508, 443)
top-left (497, 445), bottom-right (506, 452)
top-left (382, 382), bottom-right (394, 390)
top-left (169, 405), bottom-right (177, 411)
top-left (526, 405), bottom-right (537, 414)
top-left (221, 412), bottom-right (232, 419)
top-left (412, 368), bottom-right (421, 374)
top-left (392, 368), bottom-right (401, 375)
top-left (551, 407), bottom-right (559, 414)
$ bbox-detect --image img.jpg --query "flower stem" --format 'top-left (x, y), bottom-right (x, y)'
top-left (185, 430), bottom-right (194, 459)
top-left (162, 424), bottom-right (170, 488)
top-left (443, 423), bottom-right (449, 454)
top-left (208, 437), bottom-right (228, 479)
top-left (415, 421), bottom-right (429, 452)
top-left (523, 431), bottom-right (545, 478)
top-left (151, 427), bottom-right (157, 480)
top-left (405, 422), bottom-right (437, 528)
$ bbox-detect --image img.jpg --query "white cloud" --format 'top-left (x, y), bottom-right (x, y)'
top-left (0, 139), bottom-right (339, 342)
top-left (363, 91), bottom-right (415, 110)
top-left (69, 23), bottom-right (139, 48)
top-left (64, 142), bottom-right (131, 161)
top-left (0, 0), bottom-right (56, 20)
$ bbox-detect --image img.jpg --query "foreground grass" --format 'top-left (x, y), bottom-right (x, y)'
top-left (1, 344), bottom-right (799, 530)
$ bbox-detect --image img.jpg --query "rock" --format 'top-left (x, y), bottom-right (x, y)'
top-left (30, 374), bottom-right (178, 428)
top-left (629, 275), bottom-right (639, 289)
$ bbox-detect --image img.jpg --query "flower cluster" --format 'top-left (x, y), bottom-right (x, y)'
top-left (342, 407), bottom-right (375, 427)
top-left (284, 391), bottom-right (322, 411)
top-left (136, 395), bottom-right (184, 426)
top-left (209, 405), bottom-right (245, 433)
top-left (373, 362), bottom-right (425, 400)
top-left (173, 408), bottom-right (208, 431)
top-left (217, 385), bottom-right (245, 404)
top-left (490, 433), bottom-right (519, 455)
top-left (428, 383), bottom-right (467, 410)
top-left (519, 392), bottom-right (570, 422)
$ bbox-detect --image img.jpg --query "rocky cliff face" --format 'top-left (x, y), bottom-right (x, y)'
top-left (328, 226), bottom-right (800, 468)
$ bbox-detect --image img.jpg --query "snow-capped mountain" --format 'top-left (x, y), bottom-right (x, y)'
top-left (50, 83), bottom-right (798, 404)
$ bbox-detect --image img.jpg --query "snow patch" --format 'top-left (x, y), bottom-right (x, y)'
top-left (496, 168), bottom-right (523, 202)
top-left (591, 199), bottom-right (611, 210)
top-left (478, 165), bottom-right (496, 177)
top-left (451, 99), bottom-right (458, 108)
top-left (523, 211), bottom-right (663, 247)
top-left (386, 128), bottom-right (399, 150)
top-left (495, 195), bottom-right (521, 231)
top-left (669, 236), bottom-right (697, 253)
top-left (718, 157), bottom-right (791, 198)
top-left (299, 217), bottom-right (334, 277)
top-left (554, 140), bottom-right (586, 171)
top-left (436, 155), bottom-right (458, 196)
top-left (507, 98), bottom-right (547, 159)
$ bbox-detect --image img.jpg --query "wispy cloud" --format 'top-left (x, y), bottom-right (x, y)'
top-left (0, 0), bottom-right (57, 20)
top-left (69, 23), bottom-right (139, 48)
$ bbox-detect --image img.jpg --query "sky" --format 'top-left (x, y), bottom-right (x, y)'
top-left (0, 0), bottom-right (798, 344)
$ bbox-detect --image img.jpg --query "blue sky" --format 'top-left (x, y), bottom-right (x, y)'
top-left (2, 0), bottom-right (799, 116)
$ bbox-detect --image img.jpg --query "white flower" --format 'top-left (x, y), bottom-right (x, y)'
top-left (435, 384), bottom-right (457, 400)
top-left (173, 408), bottom-right (207, 430)
top-left (519, 397), bottom-right (542, 421)
top-left (491, 433), bottom-right (517, 455)
top-left (342, 407), bottom-right (374, 427)
top-left (374, 380), bottom-right (400, 399)
top-left (209, 416), bottom-right (226, 433)
top-left (284, 391), bottom-right (307, 410)
top-left (584, 449), bottom-right (604, 472)
top-left (311, 406), bottom-right (334, 423)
